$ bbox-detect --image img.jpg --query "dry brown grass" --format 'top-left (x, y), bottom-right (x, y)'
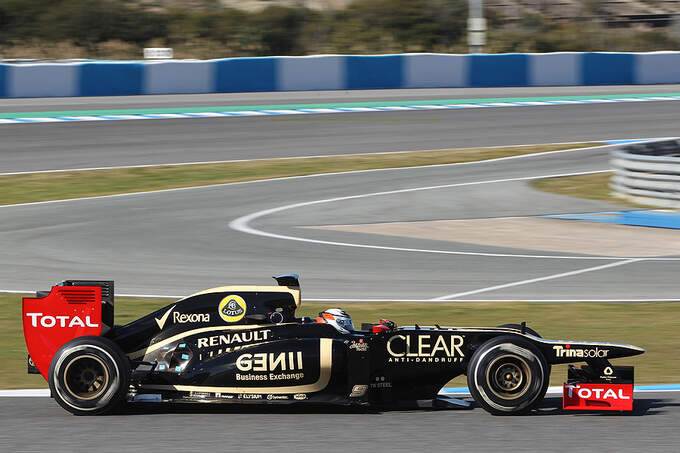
top-left (0, 143), bottom-right (599, 206)
top-left (531, 172), bottom-right (657, 209)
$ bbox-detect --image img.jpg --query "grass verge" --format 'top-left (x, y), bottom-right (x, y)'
top-left (2, 293), bottom-right (676, 389)
top-left (531, 172), bottom-right (655, 208)
top-left (0, 143), bottom-right (600, 206)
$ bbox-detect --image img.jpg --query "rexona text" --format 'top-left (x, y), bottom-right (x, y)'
top-left (174, 312), bottom-right (209, 324)
top-left (553, 345), bottom-right (609, 358)
top-left (387, 334), bottom-right (465, 363)
top-left (25, 313), bottom-right (99, 328)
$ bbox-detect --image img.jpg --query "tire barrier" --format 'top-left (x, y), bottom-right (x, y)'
top-left (610, 139), bottom-right (680, 208)
top-left (1, 51), bottom-right (680, 98)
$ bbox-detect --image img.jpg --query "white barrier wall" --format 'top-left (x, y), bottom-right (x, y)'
top-left (6, 64), bottom-right (79, 98)
top-left (277, 56), bottom-right (345, 91)
top-left (143, 61), bottom-right (215, 95)
top-left (529, 53), bottom-right (580, 86)
top-left (635, 52), bottom-right (680, 84)
top-left (403, 54), bottom-right (467, 88)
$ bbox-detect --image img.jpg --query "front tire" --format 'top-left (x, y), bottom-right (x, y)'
top-left (467, 336), bottom-right (549, 415)
top-left (48, 336), bottom-right (130, 415)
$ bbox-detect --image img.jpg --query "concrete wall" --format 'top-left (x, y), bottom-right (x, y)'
top-left (1, 52), bottom-right (678, 98)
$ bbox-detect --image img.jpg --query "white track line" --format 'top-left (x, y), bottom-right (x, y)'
top-left (431, 258), bottom-right (645, 300)
top-left (229, 169), bottom-right (680, 261)
top-left (0, 141), bottom-right (619, 177)
top-left (0, 389), bottom-right (49, 397)
top-left (1, 141), bottom-right (606, 176)
top-left (0, 143), bottom-right (617, 210)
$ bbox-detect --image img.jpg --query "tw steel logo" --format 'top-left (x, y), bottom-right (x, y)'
top-left (565, 384), bottom-right (631, 400)
top-left (25, 312), bottom-right (99, 328)
top-left (387, 334), bottom-right (465, 363)
top-left (553, 345), bottom-right (609, 358)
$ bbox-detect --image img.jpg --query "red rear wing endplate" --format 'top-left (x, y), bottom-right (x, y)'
top-left (22, 286), bottom-right (103, 379)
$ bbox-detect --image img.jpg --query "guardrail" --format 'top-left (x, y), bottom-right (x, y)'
top-left (610, 139), bottom-right (680, 208)
top-left (1, 51), bottom-right (680, 98)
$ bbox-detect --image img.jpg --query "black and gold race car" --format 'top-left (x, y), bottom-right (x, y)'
top-left (22, 275), bottom-right (644, 415)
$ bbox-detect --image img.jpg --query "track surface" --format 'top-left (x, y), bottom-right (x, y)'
top-left (2, 87), bottom-right (680, 450)
top-left (3, 86), bottom-right (680, 173)
top-left (2, 393), bottom-right (678, 453)
top-left (2, 144), bottom-right (679, 300)
top-left (3, 85), bottom-right (680, 112)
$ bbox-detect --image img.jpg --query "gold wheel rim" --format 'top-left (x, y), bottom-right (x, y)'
top-left (63, 354), bottom-right (110, 401)
top-left (486, 354), bottom-right (531, 400)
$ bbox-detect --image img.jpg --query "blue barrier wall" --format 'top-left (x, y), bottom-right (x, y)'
top-left (346, 55), bottom-right (403, 90)
top-left (469, 54), bottom-right (528, 87)
top-left (1, 52), bottom-right (679, 98)
top-left (79, 62), bottom-right (144, 96)
top-left (582, 52), bottom-right (635, 85)
top-left (215, 57), bottom-right (277, 92)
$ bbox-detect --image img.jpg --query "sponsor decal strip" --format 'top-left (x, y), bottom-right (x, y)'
top-left (138, 338), bottom-right (333, 395)
top-left (3, 384), bottom-right (680, 398)
top-left (387, 326), bottom-right (643, 351)
top-left (126, 325), bottom-right (287, 359)
top-left (386, 333), bottom-right (466, 364)
top-left (1, 96), bottom-right (679, 125)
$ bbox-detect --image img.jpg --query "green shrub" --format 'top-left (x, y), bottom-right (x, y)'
top-left (0, 0), bottom-right (678, 58)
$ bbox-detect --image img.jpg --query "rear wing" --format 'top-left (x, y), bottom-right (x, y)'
top-left (22, 280), bottom-right (114, 379)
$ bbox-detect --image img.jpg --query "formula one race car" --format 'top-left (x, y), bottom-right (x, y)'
top-left (22, 275), bottom-right (644, 415)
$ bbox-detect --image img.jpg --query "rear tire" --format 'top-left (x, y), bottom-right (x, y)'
top-left (467, 335), bottom-right (549, 415)
top-left (48, 336), bottom-right (129, 415)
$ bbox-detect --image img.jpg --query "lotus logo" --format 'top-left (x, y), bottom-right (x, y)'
top-left (218, 295), bottom-right (247, 323)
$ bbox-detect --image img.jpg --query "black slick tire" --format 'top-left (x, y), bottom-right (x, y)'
top-left (48, 336), bottom-right (130, 415)
top-left (467, 335), bottom-right (550, 415)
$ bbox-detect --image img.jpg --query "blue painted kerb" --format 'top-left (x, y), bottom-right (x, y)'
top-left (442, 384), bottom-right (680, 393)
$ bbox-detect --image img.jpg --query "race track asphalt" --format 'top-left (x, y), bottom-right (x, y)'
top-left (2, 87), bottom-right (679, 451)
top-left (2, 144), bottom-right (679, 300)
top-left (2, 85), bottom-right (680, 112)
top-left (2, 86), bottom-right (680, 173)
top-left (1, 392), bottom-right (678, 453)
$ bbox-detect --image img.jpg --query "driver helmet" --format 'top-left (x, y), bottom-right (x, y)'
top-left (316, 308), bottom-right (355, 334)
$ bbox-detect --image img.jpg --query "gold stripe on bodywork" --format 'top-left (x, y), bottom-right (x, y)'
top-left (140, 338), bottom-right (333, 394)
top-left (180, 285), bottom-right (301, 308)
top-left (127, 324), bottom-right (293, 359)
top-left (397, 326), bottom-right (644, 351)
